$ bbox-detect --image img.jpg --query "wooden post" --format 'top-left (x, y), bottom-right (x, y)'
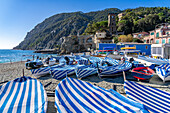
top-left (123, 71), bottom-right (126, 81)
top-left (23, 69), bottom-right (24, 77)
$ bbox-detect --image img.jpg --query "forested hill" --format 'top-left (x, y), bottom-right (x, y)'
top-left (14, 7), bottom-right (170, 50)
top-left (13, 8), bottom-right (121, 50)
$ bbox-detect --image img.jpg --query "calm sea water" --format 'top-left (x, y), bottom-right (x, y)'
top-left (0, 49), bottom-right (54, 63)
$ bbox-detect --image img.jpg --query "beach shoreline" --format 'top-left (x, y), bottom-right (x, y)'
top-left (1, 61), bottom-right (170, 112)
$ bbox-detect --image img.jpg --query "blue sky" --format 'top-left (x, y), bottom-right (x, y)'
top-left (0, 0), bottom-right (169, 49)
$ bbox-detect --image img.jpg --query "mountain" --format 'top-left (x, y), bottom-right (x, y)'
top-left (13, 8), bottom-right (121, 50)
top-left (14, 7), bottom-right (170, 50)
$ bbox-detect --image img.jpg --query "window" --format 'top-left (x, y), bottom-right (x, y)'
top-left (156, 32), bottom-right (159, 38)
top-left (144, 40), bottom-right (146, 43)
top-left (145, 46), bottom-right (148, 49)
top-left (150, 32), bottom-right (154, 35)
top-left (112, 16), bottom-right (114, 19)
top-left (162, 39), bottom-right (165, 44)
top-left (156, 40), bottom-right (159, 44)
top-left (169, 39), bottom-right (170, 44)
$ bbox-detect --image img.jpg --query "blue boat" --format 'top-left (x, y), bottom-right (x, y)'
top-left (25, 59), bottom-right (43, 69)
top-left (0, 76), bottom-right (47, 112)
top-left (50, 65), bottom-right (78, 80)
top-left (75, 64), bottom-right (97, 78)
top-left (55, 77), bottom-right (148, 113)
top-left (31, 66), bottom-right (50, 77)
top-left (98, 61), bottom-right (132, 77)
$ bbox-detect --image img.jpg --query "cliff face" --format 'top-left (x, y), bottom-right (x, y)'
top-left (13, 8), bottom-right (121, 50)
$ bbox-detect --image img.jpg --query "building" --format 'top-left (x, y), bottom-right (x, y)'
top-left (118, 13), bottom-right (125, 21)
top-left (116, 42), bottom-right (151, 55)
top-left (144, 23), bottom-right (170, 44)
top-left (108, 13), bottom-right (117, 34)
top-left (94, 31), bottom-right (114, 49)
top-left (78, 35), bottom-right (96, 50)
top-left (133, 32), bottom-right (149, 39)
top-left (98, 43), bottom-right (116, 53)
top-left (151, 44), bottom-right (170, 58)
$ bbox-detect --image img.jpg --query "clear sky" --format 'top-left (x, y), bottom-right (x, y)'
top-left (0, 0), bottom-right (169, 49)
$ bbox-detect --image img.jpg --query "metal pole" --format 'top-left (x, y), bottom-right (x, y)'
top-left (23, 69), bottom-right (24, 77)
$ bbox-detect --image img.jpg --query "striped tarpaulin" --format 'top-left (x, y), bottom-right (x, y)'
top-left (55, 77), bottom-right (148, 113)
top-left (104, 57), bottom-right (119, 66)
top-left (31, 66), bottom-right (50, 77)
top-left (75, 65), bottom-right (97, 78)
top-left (155, 64), bottom-right (170, 82)
top-left (124, 80), bottom-right (170, 113)
top-left (50, 65), bottom-right (76, 80)
top-left (0, 76), bottom-right (47, 113)
top-left (99, 61), bottom-right (132, 77)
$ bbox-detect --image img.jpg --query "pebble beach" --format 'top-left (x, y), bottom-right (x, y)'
top-left (1, 61), bottom-right (170, 112)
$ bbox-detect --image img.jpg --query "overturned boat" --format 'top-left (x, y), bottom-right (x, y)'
top-left (0, 76), bottom-right (47, 112)
top-left (55, 77), bottom-right (148, 113)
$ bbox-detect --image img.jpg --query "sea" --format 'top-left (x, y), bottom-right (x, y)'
top-left (0, 49), bottom-right (54, 63)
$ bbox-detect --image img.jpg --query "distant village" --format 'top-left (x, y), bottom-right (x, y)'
top-left (58, 13), bottom-right (170, 59)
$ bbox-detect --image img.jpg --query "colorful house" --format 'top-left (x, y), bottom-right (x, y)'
top-left (98, 43), bottom-right (116, 53)
top-left (144, 23), bottom-right (170, 44)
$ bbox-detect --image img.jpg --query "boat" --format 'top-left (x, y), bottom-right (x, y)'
top-left (131, 67), bottom-right (154, 80)
top-left (59, 56), bottom-right (74, 65)
top-left (0, 76), bottom-right (47, 112)
top-left (25, 59), bottom-right (43, 69)
top-left (50, 65), bottom-right (77, 80)
top-left (74, 55), bottom-right (88, 65)
top-left (43, 57), bottom-right (56, 66)
top-left (104, 57), bottom-right (119, 66)
top-left (55, 77), bottom-right (148, 113)
top-left (31, 63), bottom-right (65, 77)
top-left (138, 55), bottom-right (168, 65)
top-left (155, 64), bottom-right (170, 82)
top-left (31, 66), bottom-right (50, 77)
top-left (98, 61), bottom-right (132, 77)
top-left (124, 80), bottom-right (170, 112)
top-left (75, 64), bottom-right (97, 78)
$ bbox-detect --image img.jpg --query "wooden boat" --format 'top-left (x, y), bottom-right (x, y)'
top-left (131, 67), bottom-right (154, 80)
top-left (0, 76), bottom-right (47, 112)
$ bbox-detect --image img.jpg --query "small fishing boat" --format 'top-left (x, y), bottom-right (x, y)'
top-left (55, 77), bottom-right (148, 113)
top-left (74, 55), bottom-right (88, 65)
top-left (50, 65), bottom-right (77, 80)
top-left (43, 57), bottom-right (56, 66)
top-left (31, 66), bottom-right (50, 77)
top-left (131, 67), bottom-right (154, 80)
top-left (104, 57), bottom-right (119, 66)
top-left (31, 63), bottom-right (65, 77)
top-left (155, 64), bottom-right (170, 82)
top-left (25, 59), bottom-right (43, 69)
top-left (0, 76), bottom-right (47, 112)
top-left (75, 64), bottom-right (97, 78)
top-left (98, 61), bottom-right (132, 77)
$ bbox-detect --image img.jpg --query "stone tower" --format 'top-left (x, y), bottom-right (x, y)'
top-left (108, 13), bottom-right (117, 35)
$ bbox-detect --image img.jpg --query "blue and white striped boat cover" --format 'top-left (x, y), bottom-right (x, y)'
top-left (0, 76), bottom-right (47, 113)
top-left (50, 65), bottom-right (76, 80)
top-left (55, 77), bottom-right (148, 113)
top-left (31, 66), bottom-right (50, 77)
top-left (99, 61), bottom-right (132, 76)
top-left (138, 55), bottom-right (168, 65)
top-left (104, 57), bottom-right (119, 66)
top-left (124, 80), bottom-right (170, 112)
top-left (155, 64), bottom-right (170, 82)
top-left (75, 65), bottom-right (97, 78)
